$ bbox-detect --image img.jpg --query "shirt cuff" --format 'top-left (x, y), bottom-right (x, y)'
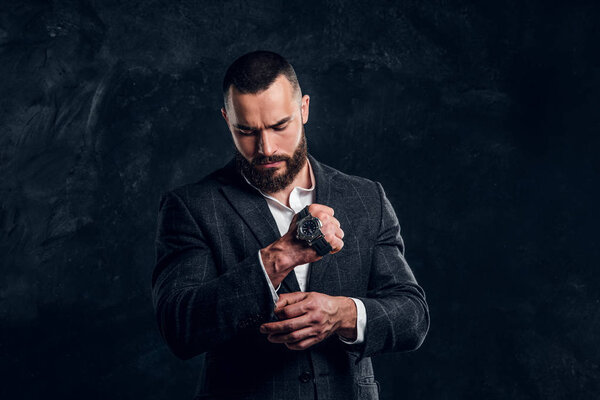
top-left (258, 249), bottom-right (280, 304)
top-left (338, 297), bottom-right (366, 345)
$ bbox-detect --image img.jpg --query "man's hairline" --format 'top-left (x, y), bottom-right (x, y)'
top-left (223, 73), bottom-right (303, 113)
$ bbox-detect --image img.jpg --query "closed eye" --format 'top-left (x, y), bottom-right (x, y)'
top-left (237, 129), bottom-right (256, 136)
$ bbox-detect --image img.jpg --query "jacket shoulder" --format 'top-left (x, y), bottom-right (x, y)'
top-left (159, 160), bottom-right (236, 205)
top-left (318, 160), bottom-right (380, 193)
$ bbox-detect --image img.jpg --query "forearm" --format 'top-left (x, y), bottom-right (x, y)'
top-left (336, 296), bottom-right (358, 341)
top-left (257, 250), bottom-right (282, 304)
top-left (337, 297), bottom-right (367, 344)
top-left (354, 282), bottom-right (429, 360)
top-left (259, 236), bottom-right (301, 288)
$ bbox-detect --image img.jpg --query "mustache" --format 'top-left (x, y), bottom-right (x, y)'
top-left (251, 155), bottom-right (290, 166)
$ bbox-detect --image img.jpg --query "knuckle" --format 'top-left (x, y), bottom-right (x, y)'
top-left (313, 313), bottom-right (324, 324)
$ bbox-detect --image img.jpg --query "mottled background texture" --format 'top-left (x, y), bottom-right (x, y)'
top-left (1, 0), bottom-right (599, 399)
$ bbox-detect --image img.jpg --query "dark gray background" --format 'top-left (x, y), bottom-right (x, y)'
top-left (1, 0), bottom-right (598, 399)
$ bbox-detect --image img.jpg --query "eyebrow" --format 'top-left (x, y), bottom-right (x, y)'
top-left (233, 116), bottom-right (293, 131)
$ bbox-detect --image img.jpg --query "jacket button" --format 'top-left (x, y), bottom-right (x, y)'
top-left (298, 371), bottom-right (312, 383)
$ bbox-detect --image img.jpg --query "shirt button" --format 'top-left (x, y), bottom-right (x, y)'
top-left (298, 371), bottom-right (313, 383)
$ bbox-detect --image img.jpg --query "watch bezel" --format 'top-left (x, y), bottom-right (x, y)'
top-left (296, 215), bottom-right (324, 243)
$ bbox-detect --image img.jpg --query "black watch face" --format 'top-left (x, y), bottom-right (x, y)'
top-left (300, 219), bottom-right (319, 237)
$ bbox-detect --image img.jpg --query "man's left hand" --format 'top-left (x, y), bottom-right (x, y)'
top-left (259, 292), bottom-right (357, 350)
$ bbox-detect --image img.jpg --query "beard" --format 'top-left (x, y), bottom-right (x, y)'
top-left (235, 129), bottom-right (308, 194)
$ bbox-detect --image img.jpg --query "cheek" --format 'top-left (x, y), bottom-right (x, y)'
top-left (282, 126), bottom-right (302, 150)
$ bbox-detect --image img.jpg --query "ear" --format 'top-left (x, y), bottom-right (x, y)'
top-left (221, 107), bottom-right (229, 124)
top-left (300, 94), bottom-right (310, 124)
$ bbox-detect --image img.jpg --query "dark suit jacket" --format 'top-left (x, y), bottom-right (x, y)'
top-left (151, 153), bottom-right (429, 400)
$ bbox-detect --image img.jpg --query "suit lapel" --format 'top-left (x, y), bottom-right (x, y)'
top-left (219, 159), bottom-right (301, 293)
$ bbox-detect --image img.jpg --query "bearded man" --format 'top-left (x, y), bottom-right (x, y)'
top-left (151, 50), bottom-right (429, 400)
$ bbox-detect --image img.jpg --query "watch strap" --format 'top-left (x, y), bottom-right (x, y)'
top-left (311, 236), bottom-right (333, 256)
top-left (297, 205), bottom-right (310, 220)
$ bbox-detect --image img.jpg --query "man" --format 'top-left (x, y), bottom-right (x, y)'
top-left (152, 51), bottom-right (429, 400)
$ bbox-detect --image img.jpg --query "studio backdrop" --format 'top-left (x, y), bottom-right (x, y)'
top-left (1, 1), bottom-right (598, 399)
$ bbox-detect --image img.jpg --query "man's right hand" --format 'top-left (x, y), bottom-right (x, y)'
top-left (260, 204), bottom-right (344, 288)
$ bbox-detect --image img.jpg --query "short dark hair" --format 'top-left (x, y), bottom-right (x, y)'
top-left (222, 50), bottom-right (301, 109)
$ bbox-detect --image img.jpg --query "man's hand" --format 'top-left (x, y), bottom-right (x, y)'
top-left (259, 292), bottom-right (357, 350)
top-left (260, 204), bottom-right (344, 288)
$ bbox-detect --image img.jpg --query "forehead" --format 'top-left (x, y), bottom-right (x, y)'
top-left (228, 75), bottom-right (298, 125)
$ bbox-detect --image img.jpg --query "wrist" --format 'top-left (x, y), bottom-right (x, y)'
top-left (260, 242), bottom-right (294, 285)
top-left (336, 297), bottom-right (358, 340)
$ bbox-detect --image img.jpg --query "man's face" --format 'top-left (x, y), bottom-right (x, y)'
top-left (221, 74), bottom-right (310, 193)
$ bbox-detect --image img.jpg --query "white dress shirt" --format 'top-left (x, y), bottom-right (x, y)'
top-left (241, 158), bottom-right (366, 344)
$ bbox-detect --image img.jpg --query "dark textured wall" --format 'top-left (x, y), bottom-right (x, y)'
top-left (1, 0), bottom-right (598, 399)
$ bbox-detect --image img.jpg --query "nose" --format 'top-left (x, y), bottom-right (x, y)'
top-left (258, 130), bottom-right (275, 156)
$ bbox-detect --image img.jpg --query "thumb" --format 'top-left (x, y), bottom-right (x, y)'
top-left (275, 291), bottom-right (308, 310)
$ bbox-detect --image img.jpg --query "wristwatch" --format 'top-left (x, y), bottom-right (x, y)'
top-left (295, 206), bottom-right (333, 256)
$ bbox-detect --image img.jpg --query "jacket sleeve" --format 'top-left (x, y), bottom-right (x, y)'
top-left (348, 181), bottom-right (430, 363)
top-left (151, 190), bottom-right (277, 360)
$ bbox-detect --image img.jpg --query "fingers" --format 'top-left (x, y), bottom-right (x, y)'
top-left (267, 325), bottom-right (326, 350)
top-left (285, 335), bottom-right (322, 351)
top-left (314, 210), bottom-right (343, 248)
top-left (308, 203), bottom-right (334, 217)
top-left (274, 294), bottom-right (314, 320)
top-left (320, 221), bottom-right (344, 253)
top-left (317, 213), bottom-right (340, 229)
top-left (320, 221), bottom-right (343, 239)
top-left (274, 292), bottom-right (309, 311)
top-left (328, 236), bottom-right (344, 254)
top-left (260, 314), bottom-right (311, 335)
top-left (260, 291), bottom-right (334, 350)
top-left (268, 326), bottom-right (316, 345)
